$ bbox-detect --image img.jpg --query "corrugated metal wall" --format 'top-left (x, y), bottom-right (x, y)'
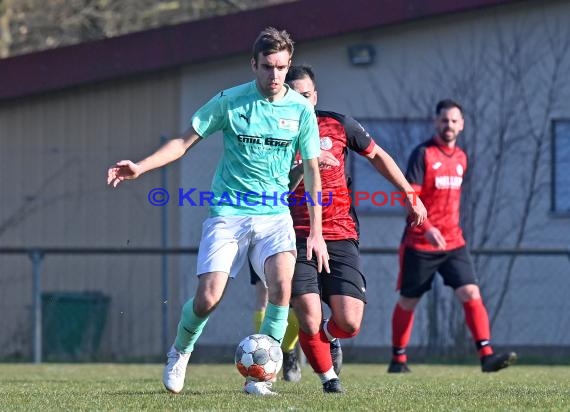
top-left (0, 70), bottom-right (182, 360)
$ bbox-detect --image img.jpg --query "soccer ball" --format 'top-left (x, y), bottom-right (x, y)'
top-left (235, 334), bottom-right (283, 382)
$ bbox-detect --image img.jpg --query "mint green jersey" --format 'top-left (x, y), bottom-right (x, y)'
top-left (191, 80), bottom-right (320, 216)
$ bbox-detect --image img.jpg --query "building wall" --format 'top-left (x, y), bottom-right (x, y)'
top-left (1, 0), bottom-right (569, 361)
top-left (178, 0), bottom-right (570, 354)
top-left (0, 71), bottom-right (183, 359)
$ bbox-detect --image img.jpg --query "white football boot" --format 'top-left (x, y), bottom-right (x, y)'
top-left (243, 380), bottom-right (278, 396)
top-left (162, 345), bottom-right (191, 394)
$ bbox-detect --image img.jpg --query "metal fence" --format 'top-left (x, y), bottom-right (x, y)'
top-left (1, 247), bottom-right (569, 363)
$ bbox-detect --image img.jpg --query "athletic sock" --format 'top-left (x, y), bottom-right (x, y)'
top-left (326, 318), bottom-right (360, 339)
top-left (463, 298), bottom-right (494, 357)
top-left (253, 309), bottom-right (265, 334)
top-left (281, 309), bottom-right (299, 352)
top-left (174, 297), bottom-right (209, 353)
top-left (298, 328), bottom-right (333, 374)
top-left (259, 302), bottom-right (289, 343)
top-left (318, 368), bottom-right (338, 384)
top-left (391, 303), bottom-right (414, 363)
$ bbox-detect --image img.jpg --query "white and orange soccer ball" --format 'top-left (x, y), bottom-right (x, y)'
top-left (235, 334), bottom-right (283, 382)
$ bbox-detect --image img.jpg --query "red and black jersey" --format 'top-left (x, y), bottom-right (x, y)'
top-left (290, 110), bottom-right (375, 240)
top-left (403, 137), bottom-right (467, 251)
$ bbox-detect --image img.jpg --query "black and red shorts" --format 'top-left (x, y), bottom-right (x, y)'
top-left (292, 238), bottom-right (366, 305)
top-left (397, 245), bottom-right (477, 298)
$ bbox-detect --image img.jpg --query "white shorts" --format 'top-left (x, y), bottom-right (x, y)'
top-left (196, 214), bottom-right (296, 285)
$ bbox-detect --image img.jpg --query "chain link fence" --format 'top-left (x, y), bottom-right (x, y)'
top-left (1, 247), bottom-right (569, 363)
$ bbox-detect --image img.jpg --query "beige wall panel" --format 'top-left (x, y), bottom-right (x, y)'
top-left (0, 70), bottom-right (183, 359)
top-left (178, 0), bottom-right (570, 350)
top-left (2, 0), bottom-right (570, 360)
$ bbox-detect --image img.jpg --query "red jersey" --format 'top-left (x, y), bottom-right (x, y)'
top-left (290, 110), bottom-right (375, 240)
top-left (403, 137), bottom-right (467, 251)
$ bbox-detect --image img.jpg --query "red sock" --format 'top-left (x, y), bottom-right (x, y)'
top-left (327, 318), bottom-right (360, 339)
top-left (391, 303), bottom-right (414, 363)
top-left (463, 298), bottom-right (494, 357)
top-left (298, 328), bottom-right (333, 373)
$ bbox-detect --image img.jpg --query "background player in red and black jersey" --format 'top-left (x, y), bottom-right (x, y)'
top-left (389, 99), bottom-right (517, 373)
top-left (283, 65), bottom-right (426, 393)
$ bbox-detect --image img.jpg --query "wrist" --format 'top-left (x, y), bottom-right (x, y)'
top-left (418, 219), bottom-right (433, 233)
top-left (308, 228), bottom-right (323, 237)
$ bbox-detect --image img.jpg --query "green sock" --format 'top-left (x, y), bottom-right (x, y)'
top-left (259, 302), bottom-right (289, 343)
top-left (174, 298), bottom-right (209, 353)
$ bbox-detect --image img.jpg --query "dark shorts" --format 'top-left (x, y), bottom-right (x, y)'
top-left (397, 245), bottom-right (478, 298)
top-left (293, 238), bottom-right (367, 305)
top-left (250, 261), bottom-right (261, 285)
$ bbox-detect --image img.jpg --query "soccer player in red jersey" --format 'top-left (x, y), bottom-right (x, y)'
top-left (282, 65), bottom-right (426, 392)
top-left (388, 99), bottom-right (517, 373)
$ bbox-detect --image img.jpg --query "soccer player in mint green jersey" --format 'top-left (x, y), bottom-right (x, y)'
top-left (106, 27), bottom-right (329, 396)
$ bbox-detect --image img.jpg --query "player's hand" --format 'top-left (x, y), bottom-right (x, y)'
top-left (424, 227), bottom-right (446, 250)
top-left (405, 194), bottom-right (427, 227)
top-left (306, 232), bottom-right (330, 274)
top-left (107, 160), bottom-right (143, 188)
top-left (318, 151), bottom-right (340, 170)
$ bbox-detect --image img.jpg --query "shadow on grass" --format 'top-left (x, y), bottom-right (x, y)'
top-left (104, 388), bottom-right (242, 396)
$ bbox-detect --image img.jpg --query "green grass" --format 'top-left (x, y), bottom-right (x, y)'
top-left (0, 363), bottom-right (568, 411)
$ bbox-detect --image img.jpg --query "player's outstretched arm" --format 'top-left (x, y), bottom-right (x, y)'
top-left (301, 157), bottom-right (330, 274)
top-left (365, 144), bottom-right (427, 227)
top-left (107, 127), bottom-right (202, 188)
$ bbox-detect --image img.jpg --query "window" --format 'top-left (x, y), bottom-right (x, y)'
top-left (350, 118), bottom-right (432, 214)
top-left (552, 120), bottom-right (570, 214)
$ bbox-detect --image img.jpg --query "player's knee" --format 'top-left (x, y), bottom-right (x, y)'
top-left (193, 294), bottom-right (220, 317)
top-left (456, 284), bottom-right (481, 302)
top-left (333, 318), bottom-right (361, 337)
top-left (343, 323), bottom-right (361, 337)
top-left (299, 320), bottom-right (320, 335)
top-left (295, 310), bottom-right (322, 335)
top-left (398, 295), bottom-right (420, 311)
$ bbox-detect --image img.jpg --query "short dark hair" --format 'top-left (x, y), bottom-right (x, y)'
top-left (436, 99), bottom-right (463, 116)
top-left (252, 27), bottom-right (294, 64)
top-left (285, 64), bottom-right (316, 86)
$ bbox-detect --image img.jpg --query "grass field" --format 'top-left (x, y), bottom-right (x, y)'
top-left (1, 363), bottom-right (569, 411)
